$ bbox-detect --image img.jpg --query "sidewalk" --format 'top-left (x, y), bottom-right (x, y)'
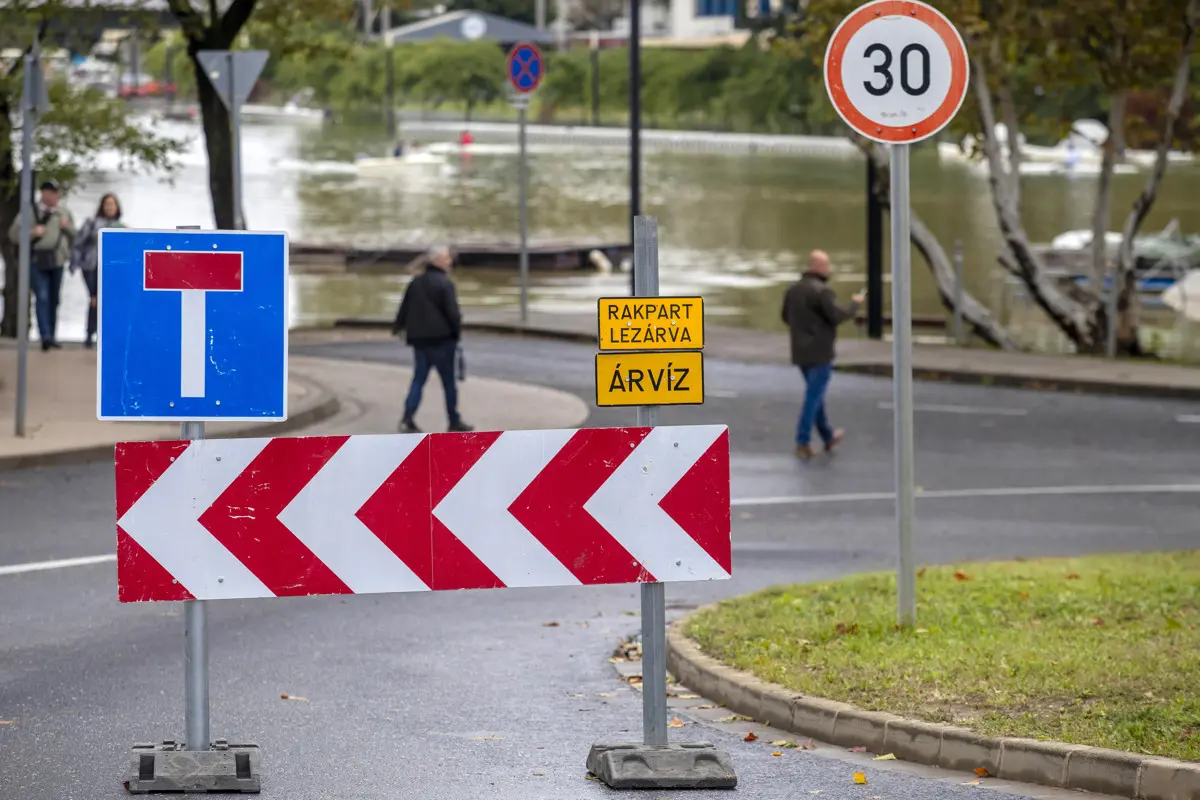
top-left (0, 340), bottom-right (590, 471)
top-left (334, 308), bottom-right (1200, 401)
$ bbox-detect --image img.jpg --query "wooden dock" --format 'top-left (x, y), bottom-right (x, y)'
top-left (289, 241), bottom-right (632, 273)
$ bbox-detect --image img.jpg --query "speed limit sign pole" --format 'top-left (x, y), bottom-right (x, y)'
top-left (824, 0), bottom-right (969, 627)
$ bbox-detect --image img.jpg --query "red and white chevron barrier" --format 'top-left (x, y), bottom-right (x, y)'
top-left (114, 425), bottom-right (731, 602)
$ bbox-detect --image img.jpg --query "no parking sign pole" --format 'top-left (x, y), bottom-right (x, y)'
top-left (824, 0), bottom-right (969, 627)
top-left (507, 42), bottom-right (543, 324)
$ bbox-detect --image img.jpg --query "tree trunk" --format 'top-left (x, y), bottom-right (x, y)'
top-left (856, 138), bottom-right (1019, 351)
top-left (1116, 0), bottom-right (1199, 276)
top-left (1090, 91), bottom-right (1126, 288)
top-left (997, 77), bottom-right (1022, 204)
top-left (971, 57), bottom-right (1101, 350)
top-left (190, 48), bottom-right (238, 230)
top-left (0, 89), bottom-right (19, 338)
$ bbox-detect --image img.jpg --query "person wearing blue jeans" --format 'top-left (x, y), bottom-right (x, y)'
top-left (9, 179), bottom-right (75, 351)
top-left (392, 245), bottom-right (474, 433)
top-left (781, 250), bottom-right (864, 461)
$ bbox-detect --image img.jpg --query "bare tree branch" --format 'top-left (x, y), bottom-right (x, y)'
top-left (850, 136), bottom-right (1020, 351)
top-left (971, 56), bottom-right (1099, 348)
top-left (1116, 0), bottom-right (1200, 276)
top-left (1090, 90), bottom-right (1125, 285)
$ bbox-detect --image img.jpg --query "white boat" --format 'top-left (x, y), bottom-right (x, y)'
top-left (240, 90), bottom-right (326, 124)
top-left (424, 141), bottom-right (521, 157)
top-left (354, 151), bottom-right (449, 172)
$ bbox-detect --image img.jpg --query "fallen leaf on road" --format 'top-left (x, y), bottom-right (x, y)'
top-left (847, 746), bottom-right (868, 753)
top-left (771, 740), bottom-right (796, 748)
top-left (744, 731), bottom-right (758, 742)
top-left (621, 610), bottom-right (638, 616)
top-left (280, 693), bottom-right (308, 702)
top-left (586, 774), bottom-right (599, 781)
top-left (596, 692), bottom-right (617, 698)
top-left (542, 621), bottom-right (560, 627)
top-left (954, 570), bottom-right (972, 581)
top-left (772, 751), bottom-right (783, 757)
top-left (668, 717), bottom-right (686, 728)
top-left (533, 771), bottom-right (545, 776)
top-left (963, 780), bottom-right (981, 786)
top-left (853, 771), bottom-right (868, 785)
top-left (469, 736), bottom-right (504, 741)
top-left (0, 720), bottom-right (15, 725)
top-left (675, 693), bottom-right (700, 699)
top-left (739, 512), bottom-right (755, 520)
top-left (873, 753), bottom-right (896, 761)
top-left (689, 704), bottom-right (718, 710)
top-left (797, 739), bottom-right (816, 750)
top-left (974, 767), bottom-right (990, 777)
top-left (809, 791), bottom-right (823, 795)
top-left (718, 714), bottom-right (753, 723)
top-left (570, 693), bottom-right (586, 698)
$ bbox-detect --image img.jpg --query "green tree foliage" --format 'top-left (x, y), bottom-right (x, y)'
top-left (403, 40), bottom-right (506, 117)
top-left (0, 0), bottom-right (182, 338)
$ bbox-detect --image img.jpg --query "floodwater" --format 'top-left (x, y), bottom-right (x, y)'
top-left (52, 115), bottom-right (1200, 358)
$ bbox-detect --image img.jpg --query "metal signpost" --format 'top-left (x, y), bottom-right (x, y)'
top-left (824, 0), bottom-right (969, 626)
top-left (98, 226), bottom-right (288, 792)
top-left (587, 217), bottom-right (733, 789)
top-left (196, 50), bottom-right (269, 231)
top-left (14, 38), bottom-right (50, 438)
top-left (506, 42), bottom-right (543, 324)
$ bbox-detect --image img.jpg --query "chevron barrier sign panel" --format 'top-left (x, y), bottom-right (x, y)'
top-left (114, 425), bottom-right (731, 602)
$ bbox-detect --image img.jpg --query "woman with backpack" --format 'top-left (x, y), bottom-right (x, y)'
top-left (70, 193), bottom-right (124, 348)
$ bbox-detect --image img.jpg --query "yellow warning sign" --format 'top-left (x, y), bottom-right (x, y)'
top-left (595, 351), bottom-right (704, 407)
top-left (597, 297), bottom-right (704, 351)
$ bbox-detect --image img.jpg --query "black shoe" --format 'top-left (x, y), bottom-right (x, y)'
top-left (448, 420), bottom-right (474, 432)
top-left (40, 341), bottom-right (51, 352)
top-left (399, 418), bottom-right (421, 434)
top-left (48, 340), bottom-right (62, 350)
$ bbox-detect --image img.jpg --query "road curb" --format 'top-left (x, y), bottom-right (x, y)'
top-left (0, 376), bottom-right (341, 473)
top-left (333, 317), bottom-right (1200, 402)
top-left (332, 316), bottom-right (597, 345)
top-left (666, 614), bottom-right (1200, 800)
top-left (836, 362), bottom-right (1200, 402)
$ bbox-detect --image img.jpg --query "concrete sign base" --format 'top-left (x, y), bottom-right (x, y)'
top-left (124, 740), bottom-right (262, 793)
top-left (586, 741), bottom-right (737, 789)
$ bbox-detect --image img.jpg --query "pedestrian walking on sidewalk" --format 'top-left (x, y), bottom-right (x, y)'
top-left (9, 179), bottom-right (75, 351)
top-left (70, 193), bottom-right (125, 348)
top-left (392, 245), bottom-right (474, 433)
top-left (782, 250), bottom-right (864, 461)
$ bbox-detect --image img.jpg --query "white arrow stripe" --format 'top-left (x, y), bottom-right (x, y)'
top-left (277, 434), bottom-right (431, 594)
top-left (117, 439), bottom-right (274, 599)
top-left (585, 425), bottom-right (729, 582)
top-left (433, 429), bottom-right (582, 588)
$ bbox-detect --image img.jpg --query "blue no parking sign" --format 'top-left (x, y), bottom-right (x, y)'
top-left (507, 42), bottom-right (543, 94)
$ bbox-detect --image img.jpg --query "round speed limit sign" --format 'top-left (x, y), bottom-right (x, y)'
top-left (824, 0), bottom-right (969, 144)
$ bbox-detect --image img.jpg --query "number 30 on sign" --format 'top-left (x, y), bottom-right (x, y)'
top-left (824, 0), bottom-right (969, 144)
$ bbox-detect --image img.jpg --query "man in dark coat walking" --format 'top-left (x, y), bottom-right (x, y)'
top-left (393, 245), bottom-right (474, 433)
top-left (782, 250), bottom-right (864, 460)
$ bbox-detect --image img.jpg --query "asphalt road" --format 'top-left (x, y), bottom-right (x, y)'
top-left (2, 333), bottom-right (1198, 800)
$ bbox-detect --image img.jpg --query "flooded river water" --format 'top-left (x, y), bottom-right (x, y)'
top-left (54, 115), bottom-right (1200, 358)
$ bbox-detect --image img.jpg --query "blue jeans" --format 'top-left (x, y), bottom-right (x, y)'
top-left (796, 363), bottom-right (834, 447)
top-left (31, 266), bottom-right (63, 343)
top-left (404, 341), bottom-right (459, 424)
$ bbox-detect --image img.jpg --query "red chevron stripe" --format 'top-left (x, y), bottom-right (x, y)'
top-left (429, 431), bottom-right (504, 590)
top-left (659, 429), bottom-right (731, 573)
top-left (509, 427), bottom-right (654, 584)
top-left (356, 436), bottom-right (435, 589)
top-left (117, 526), bottom-right (194, 602)
top-left (199, 436), bottom-right (353, 597)
top-left (115, 441), bottom-right (190, 518)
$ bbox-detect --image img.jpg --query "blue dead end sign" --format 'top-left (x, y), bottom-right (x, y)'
top-left (96, 228), bottom-right (289, 422)
top-left (507, 42), bottom-right (543, 94)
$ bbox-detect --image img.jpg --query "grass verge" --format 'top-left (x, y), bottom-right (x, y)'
top-left (686, 552), bottom-right (1200, 760)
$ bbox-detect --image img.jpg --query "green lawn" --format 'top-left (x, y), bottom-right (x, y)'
top-left (686, 552), bottom-right (1200, 760)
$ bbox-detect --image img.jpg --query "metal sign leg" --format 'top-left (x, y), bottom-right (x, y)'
top-left (586, 217), bottom-right (735, 789)
top-left (518, 106), bottom-right (530, 324)
top-left (889, 144), bottom-right (917, 627)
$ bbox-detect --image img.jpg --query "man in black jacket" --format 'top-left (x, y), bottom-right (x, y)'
top-left (781, 250), bottom-right (864, 460)
top-left (393, 246), bottom-right (474, 433)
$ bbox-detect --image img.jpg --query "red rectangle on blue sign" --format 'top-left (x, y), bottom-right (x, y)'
top-left (144, 251), bottom-right (243, 292)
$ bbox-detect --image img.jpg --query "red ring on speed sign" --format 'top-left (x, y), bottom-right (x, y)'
top-left (824, 0), bottom-right (969, 144)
